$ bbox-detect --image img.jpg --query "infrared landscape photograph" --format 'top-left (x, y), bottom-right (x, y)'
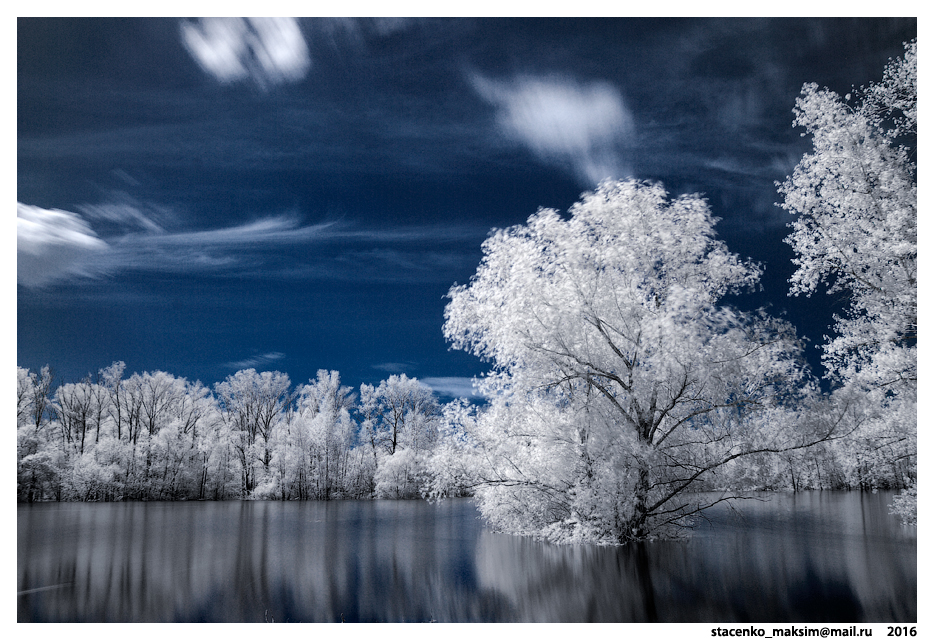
top-left (17, 17), bottom-right (917, 624)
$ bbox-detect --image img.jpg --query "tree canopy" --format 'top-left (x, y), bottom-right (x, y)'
top-left (778, 40), bottom-right (916, 393)
top-left (444, 179), bottom-right (817, 543)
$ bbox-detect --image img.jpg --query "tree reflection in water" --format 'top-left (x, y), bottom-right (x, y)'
top-left (18, 492), bottom-right (915, 622)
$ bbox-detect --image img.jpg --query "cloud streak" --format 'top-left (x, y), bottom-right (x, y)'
top-left (472, 73), bottom-right (636, 186)
top-left (181, 18), bottom-right (310, 89)
top-left (77, 196), bottom-right (168, 234)
top-left (222, 352), bottom-right (286, 371)
top-left (419, 376), bottom-right (484, 400)
top-left (372, 362), bottom-right (416, 374)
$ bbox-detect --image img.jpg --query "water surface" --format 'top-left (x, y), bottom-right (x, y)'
top-left (17, 491), bottom-right (916, 622)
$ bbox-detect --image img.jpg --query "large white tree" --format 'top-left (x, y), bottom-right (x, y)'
top-left (444, 179), bottom-right (823, 543)
top-left (777, 41), bottom-right (916, 510)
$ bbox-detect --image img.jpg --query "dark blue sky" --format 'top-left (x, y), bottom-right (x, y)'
top-left (17, 17), bottom-right (917, 397)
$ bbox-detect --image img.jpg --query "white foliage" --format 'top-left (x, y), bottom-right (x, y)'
top-left (777, 40), bottom-right (916, 392)
top-left (445, 179), bottom-right (813, 543)
top-left (373, 448), bottom-right (422, 499)
top-left (359, 374), bottom-right (439, 456)
top-left (422, 400), bottom-right (483, 500)
top-left (889, 482), bottom-right (917, 526)
top-left (215, 368), bottom-right (292, 496)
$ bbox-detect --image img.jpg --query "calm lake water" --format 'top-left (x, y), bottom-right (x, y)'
top-left (17, 491), bottom-right (915, 622)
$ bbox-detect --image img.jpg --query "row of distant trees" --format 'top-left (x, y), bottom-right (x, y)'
top-left (16, 365), bottom-right (472, 503)
top-left (16, 343), bottom-right (914, 509)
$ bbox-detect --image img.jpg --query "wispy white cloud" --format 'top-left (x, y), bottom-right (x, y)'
top-left (471, 73), bottom-right (636, 186)
top-left (17, 203), bottom-right (109, 287)
top-left (419, 376), bottom-right (484, 399)
top-left (18, 196), bottom-right (488, 288)
top-left (105, 216), bottom-right (482, 276)
top-left (180, 18), bottom-right (310, 89)
top-left (315, 17), bottom-right (417, 44)
top-left (222, 351), bottom-right (286, 371)
top-left (94, 215), bottom-right (336, 277)
top-left (125, 215), bottom-right (334, 248)
top-left (111, 169), bottom-right (141, 187)
top-left (114, 215), bottom-right (479, 252)
top-left (368, 18), bottom-right (415, 37)
top-left (78, 198), bottom-right (167, 234)
top-left (372, 362), bottom-right (416, 374)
